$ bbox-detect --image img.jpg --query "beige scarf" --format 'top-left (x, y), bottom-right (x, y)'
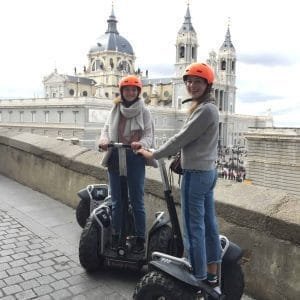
top-left (109, 100), bottom-right (145, 142)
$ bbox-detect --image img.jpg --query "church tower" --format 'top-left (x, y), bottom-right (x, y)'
top-left (217, 24), bottom-right (236, 113)
top-left (172, 3), bottom-right (198, 109)
top-left (174, 4), bottom-right (198, 77)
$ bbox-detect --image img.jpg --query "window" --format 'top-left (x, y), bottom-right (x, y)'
top-left (82, 91), bottom-right (88, 97)
top-left (179, 46), bottom-right (185, 58)
top-left (105, 92), bottom-right (109, 98)
top-left (221, 60), bottom-right (226, 71)
top-left (69, 89), bottom-right (74, 96)
top-left (0, 111), bottom-right (2, 122)
top-left (57, 111), bottom-right (63, 123)
top-left (31, 111), bottom-right (36, 122)
top-left (92, 59), bottom-right (104, 71)
top-left (192, 47), bottom-right (196, 59)
top-left (177, 97), bottom-right (182, 110)
top-left (73, 111), bottom-right (79, 124)
top-left (44, 111), bottom-right (49, 123)
top-left (19, 111), bottom-right (24, 122)
top-left (231, 61), bottom-right (235, 72)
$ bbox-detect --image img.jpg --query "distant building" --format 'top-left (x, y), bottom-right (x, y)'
top-left (0, 4), bottom-right (272, 149)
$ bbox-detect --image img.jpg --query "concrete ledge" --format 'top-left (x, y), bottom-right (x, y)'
top-left (0, 130), bottom-right (299, 300)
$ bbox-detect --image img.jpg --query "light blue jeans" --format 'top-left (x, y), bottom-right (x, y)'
top-left (181, 168), bottom-right (221, 280)
top-left (108, 149), bottom-right (146, 239)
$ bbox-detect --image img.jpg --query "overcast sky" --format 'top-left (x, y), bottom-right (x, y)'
top-left (0, 0), bottom-right (299, 127)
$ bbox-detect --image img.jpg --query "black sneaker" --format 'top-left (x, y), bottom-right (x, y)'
top-left (132, 237), bottom-right (145, 254)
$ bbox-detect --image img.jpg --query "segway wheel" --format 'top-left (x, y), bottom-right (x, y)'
top-left (79, 217), bottom-right (104, 272)
top-left (147, 224), bottom-right (172, 261)
top-left (76, 199), bottom-right (90, 228)
top-left (133, 271), bottom-right (194, 300)
top-left (220, 263), bottom-right (244, 300)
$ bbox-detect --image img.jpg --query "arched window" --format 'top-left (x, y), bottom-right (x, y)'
top-left (179, 46), bottom-right (185, 58)
top-left (192, 47), bottom-right (196, 59)
top-left (82, 91), bottom-right (88, 97)
top-left (231, 60), bottom-right (235, 72)
top-left (92, 59), bottom-right (104, 71)
top-left (117, 60), bottom-right (130, 72)
top-left (221, 60), bottom-right (226, 70)
top-left (110, 58), bottom-right (114, 69)
top-left (69, 89), bottom-right (74, 96)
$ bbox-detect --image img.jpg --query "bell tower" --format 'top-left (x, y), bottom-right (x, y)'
top-left (218, 21), bottom-right (236, 87)
top-left (174, 3), bottom-right (198, 77)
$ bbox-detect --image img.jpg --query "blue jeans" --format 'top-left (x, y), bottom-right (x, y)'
top-left (108, 150), bottom-right (146, 239)
top-left (181, 168), bottom-right (221, 280)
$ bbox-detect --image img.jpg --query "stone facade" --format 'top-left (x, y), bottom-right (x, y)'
top-left (0, 4), bottom-right (273, 149)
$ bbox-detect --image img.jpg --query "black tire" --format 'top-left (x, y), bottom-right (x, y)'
top-left (147, 225), bottom-right (172, 261)
top-left (79, 217), bottom-right (104, 272)
top-left (76, 199), bottom-right (90, 228)
top-left (220, 263), bottom-right (244, 300)
top-left (133, 271), bottom-right (194, 300)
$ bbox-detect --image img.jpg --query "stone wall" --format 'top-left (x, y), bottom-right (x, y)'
top-left (245, 128), bottom-right (300, 197)
top-left (0, 129), bottom-right (299, 300)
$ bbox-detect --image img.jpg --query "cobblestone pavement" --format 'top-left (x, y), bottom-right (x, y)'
top-left (0, 174), bottom-right (254, 300)
top-left (0, 175), bottom-right (140, 299)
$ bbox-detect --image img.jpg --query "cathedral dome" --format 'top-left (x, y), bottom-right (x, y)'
top-left (89, 8), bottom-right (134, 55)
top-left (89, 33), bottom-right (134, 55)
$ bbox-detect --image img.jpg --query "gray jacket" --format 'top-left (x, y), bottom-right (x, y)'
top-left (153, 101), bottom-right (219, 171)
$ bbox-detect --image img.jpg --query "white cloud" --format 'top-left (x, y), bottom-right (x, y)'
top-left (0, 0), bottom-right (299, 127)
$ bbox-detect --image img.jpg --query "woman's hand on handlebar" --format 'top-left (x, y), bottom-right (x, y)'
top-left (137, 148), bottom-right (154, 159)
top-left (131, 142), bottom-right (142, 151)
top-left (98, 138), bottom-right (109, 151)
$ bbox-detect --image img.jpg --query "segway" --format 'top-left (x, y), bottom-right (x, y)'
top-left (133, 158), bottom-right (245, 299)
top-left (78, 143), bottom-right (174, 272)
top-left (76, 183), bottom-right (110, 228)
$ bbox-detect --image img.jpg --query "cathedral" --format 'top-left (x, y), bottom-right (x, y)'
top-left (0, 4), bottom-right (272, 149)
top-left (43, 4), bottom-right (237, 115)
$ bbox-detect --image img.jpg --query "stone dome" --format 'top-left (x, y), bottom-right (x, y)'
top-left (89, 8), bottom-right (134, 55)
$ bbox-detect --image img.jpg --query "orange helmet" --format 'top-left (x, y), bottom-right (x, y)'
top-left (119, 75), bottom-right (142, 90)
top-left (183, 63), bottom-right (214, 84)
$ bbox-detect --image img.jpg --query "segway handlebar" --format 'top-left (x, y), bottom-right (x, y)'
top-left (107, 142), bottom-right (132, 149)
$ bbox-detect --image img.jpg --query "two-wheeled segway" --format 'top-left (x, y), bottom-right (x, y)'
top-left (76, 183), bottom-right (110, 228)
top-left (133, 158), bottom-right (245, 299)
top-left (78, 143), bottom-right (174, 272)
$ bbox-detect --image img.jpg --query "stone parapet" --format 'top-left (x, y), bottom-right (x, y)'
top-left (0, 129), bottom-right (299, 300)
top-left (244, 128), bottom-right (300, 197)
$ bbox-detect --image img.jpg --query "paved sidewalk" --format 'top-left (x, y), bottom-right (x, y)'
top-left (0, 174), bottom-right (254, 300)
top-left (0, 174), bottom-right (139, 300)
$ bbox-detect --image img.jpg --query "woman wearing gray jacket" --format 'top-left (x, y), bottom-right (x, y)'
top-left (138, 63), bottom-right (221, 285)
